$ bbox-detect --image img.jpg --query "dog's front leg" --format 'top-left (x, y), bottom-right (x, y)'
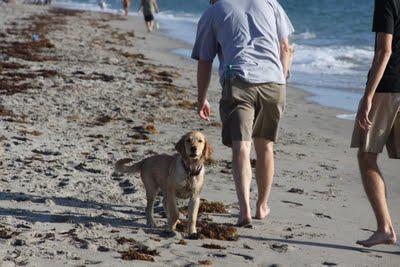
top-left (188, 196), bottom-right (200, 234)
top-left (166, 190), bottom-right (179, 231)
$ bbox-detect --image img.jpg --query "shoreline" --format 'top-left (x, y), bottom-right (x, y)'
top-left (0, 4), bottom-right (399, 266)
top-left (53, 0), bottom-right (362, 118)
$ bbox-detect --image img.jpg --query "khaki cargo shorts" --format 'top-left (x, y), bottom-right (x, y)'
top-left (219, 78), bottom-right (286, 147)
top-left (351, 93), bottom-right (400, 158)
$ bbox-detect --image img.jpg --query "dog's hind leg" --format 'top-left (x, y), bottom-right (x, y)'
top-left (145, 188), bottom-right (157, 228)
top-left (162, 195), bottom-right (168, 218)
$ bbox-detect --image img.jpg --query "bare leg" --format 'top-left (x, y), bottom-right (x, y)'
top-left (188, 196), bottom-right (200, 234)
top-left (232, 141), bottom-right (252, 226)
top-left (254, 138), bottom-right (274, 219)
top-left (149, 20), bottom-right (154, 32)
top-left (356, 150), bottom-right (397, 247)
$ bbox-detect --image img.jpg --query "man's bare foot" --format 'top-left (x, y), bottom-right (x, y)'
top-left (356, 230), bottom-right (397, 247)
top-left (255, 202), bottom-right (270, 220)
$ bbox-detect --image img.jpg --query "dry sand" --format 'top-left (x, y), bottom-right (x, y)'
top-left (0, 3), bottom-right (399, 266)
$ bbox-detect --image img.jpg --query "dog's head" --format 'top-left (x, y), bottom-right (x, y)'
top-left (175, 131), bottom-right (212, 162)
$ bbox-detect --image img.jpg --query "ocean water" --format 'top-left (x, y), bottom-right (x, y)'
top-left (54, 0), bottom-right (376, 117)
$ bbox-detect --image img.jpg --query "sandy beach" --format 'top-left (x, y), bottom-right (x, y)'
top-left (0, 3), bottom-right (399, 266)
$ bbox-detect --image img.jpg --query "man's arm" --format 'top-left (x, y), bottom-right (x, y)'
top-left (197, 59), bottom-right (213, 121)
top-left (357, 32), bottom-right (392, 130)
top-left (279, 37), bottom-right (291, 80)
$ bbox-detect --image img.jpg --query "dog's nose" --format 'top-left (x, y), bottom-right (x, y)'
top-left (191, 147), bottom-right (197, 154)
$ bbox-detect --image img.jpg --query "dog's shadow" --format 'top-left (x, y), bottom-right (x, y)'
top-left (0, 191), bottom-right (147, 228)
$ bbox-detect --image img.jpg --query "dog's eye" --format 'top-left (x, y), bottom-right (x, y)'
top-left (198, 140), bottom-right (203, 143)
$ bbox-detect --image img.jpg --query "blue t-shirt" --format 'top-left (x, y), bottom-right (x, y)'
top-left (191, 0), bottom-right (294, 85)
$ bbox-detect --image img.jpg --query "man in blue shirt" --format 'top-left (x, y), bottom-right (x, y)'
top-left (192, 0), bottom-right (294, 226)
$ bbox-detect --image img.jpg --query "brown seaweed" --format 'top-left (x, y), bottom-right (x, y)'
top-left (180, 199), bottom-right (228, 215)
top-left (177, 220), bottom-right (238, 241)
top-left (115, 236), bottom-right (136, 245)
top-left (198, 260), bottom-right (213, 265)
top-left (120, 248), bottom-right (155, 262)
top-left (201, 243), bottom-right (226, 249)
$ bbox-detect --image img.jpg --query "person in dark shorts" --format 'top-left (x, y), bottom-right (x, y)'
top-left (138, 0), bottom-right (159, 32)
top-left (192, 0), bottom-right (294, 227)
top-left (351, 0), bottom-right (400, 247)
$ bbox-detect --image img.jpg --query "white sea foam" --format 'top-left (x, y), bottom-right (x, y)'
top-left (53, 0), bottom-right (120, 13)
top-left (336, 113), bottom-right (356, 120)
top-left (292, 44), bottom-right (373, 75)
top-left (155, 12), bottom-right (200, 24)
top-left (293, 31), bottom-right (316, 40)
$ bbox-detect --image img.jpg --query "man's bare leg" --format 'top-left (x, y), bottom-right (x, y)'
top-left (254, 138), bottom-right (274, 219)
top-left (232, 141), bottom-right (252, 226)
top-left (356, 150), bottom-right (397, 247)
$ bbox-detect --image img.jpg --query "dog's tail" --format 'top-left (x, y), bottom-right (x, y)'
top-left (114, 158), bottom-right (143, 174)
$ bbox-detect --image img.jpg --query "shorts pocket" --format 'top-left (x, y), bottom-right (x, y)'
top-left (221, 78), bottom-right (234, 102)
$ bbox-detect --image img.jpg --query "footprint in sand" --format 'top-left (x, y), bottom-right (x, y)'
top-left (282, 200), bottom-right (303, 207)
top-left (270, 243), bottom-right (291, 253)
top-left (314, 212), bottom-right (332, 219)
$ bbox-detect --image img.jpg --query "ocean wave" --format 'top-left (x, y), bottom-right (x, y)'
top-left (292, 44), bottom-right (373, 75)
top-left (336, 113), bottom-right (356, 120)
top-left (156, 12), bottom-right (200, 24)
top-left (53, 0), bottom-right (121, 13)
top-left (54, 0), bottom-right (201, 22)
top-left (293, 31), bottom-right (316, 40)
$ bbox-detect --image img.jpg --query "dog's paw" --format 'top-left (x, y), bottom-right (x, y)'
top-left (160, 230), bottom-right (179, 238)
top-left (187, 232), bottom-right (201, 240)
top-left (189, 229), bottom-right (197, 235)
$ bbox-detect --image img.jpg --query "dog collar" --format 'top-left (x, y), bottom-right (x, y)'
top-left (181, 159), bottom-right (203, 178)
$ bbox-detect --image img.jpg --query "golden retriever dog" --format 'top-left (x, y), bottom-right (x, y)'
top-left (115, 131), bottom-right (212, 234)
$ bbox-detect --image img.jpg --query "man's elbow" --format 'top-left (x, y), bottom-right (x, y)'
top-left (280, 42), bottom-right (291, 54)
top-left (376, 48), bottom-right (392, 60)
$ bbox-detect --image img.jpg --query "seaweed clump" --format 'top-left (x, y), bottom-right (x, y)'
top-left (119, 246), bottom-right (159, 262)
top-left (180, 199), bottom-right (228, 215)
top-left (177, 220), bottom-right (239, 241)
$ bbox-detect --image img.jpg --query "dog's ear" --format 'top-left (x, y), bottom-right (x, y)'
top-left (202, 138), bottom-right (213, 162)
top-left (175, 135), bottom-right (186, 157)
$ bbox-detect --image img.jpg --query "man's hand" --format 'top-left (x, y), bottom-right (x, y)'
top-left (198, 99), bottom-right (211, 121)
top-left (356, 96), bottom-right (373, 130)
top-left (355, 32), bottom-right (392, 131)
top-left (197, 60), bottom-right (213, 121)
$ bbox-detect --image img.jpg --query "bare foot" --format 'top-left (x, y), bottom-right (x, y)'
top-left (255, 202), bottom-right (270, 220)
top-left (356, 230), bottom-right (397, 247)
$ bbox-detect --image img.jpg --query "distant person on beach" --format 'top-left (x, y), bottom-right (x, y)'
top-left (99, 0), bottom-right (106, 10)
top-left (123, 0), bottom-right (130, 16)
top-left (192, 0), bottom-right (294, 227)
top-left (138, 0), bottom-right (159, 32)
top-left (351, 0), bottom-right (399, 247)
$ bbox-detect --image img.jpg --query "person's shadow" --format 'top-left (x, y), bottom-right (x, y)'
top-left (241, 234), bottom-right (400, 256)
